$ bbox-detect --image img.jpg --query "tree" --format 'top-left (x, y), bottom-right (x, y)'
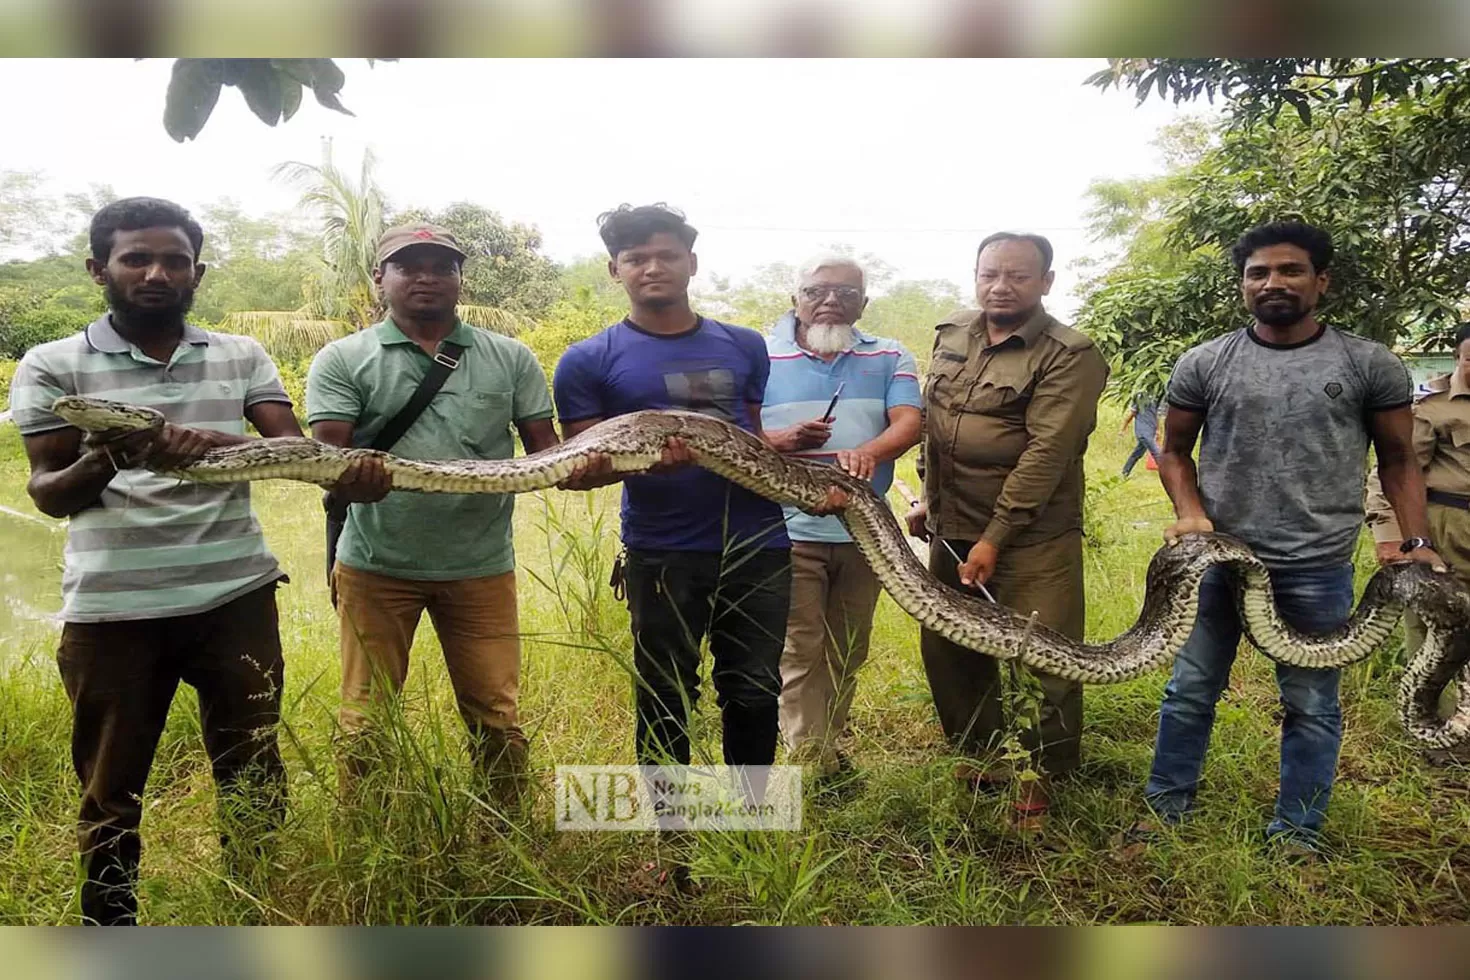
top-left (860, 279), bottom-right (964, 373)
top-left (1086, 58), bottom-right (1469, 127)
top-left (191, 201), bottom-right (315, 324)
top-left (210, 143), bottom-right (524, 359)
top-left (160, 59), bottom-right (395, 142)
top-left (390, 202), bottom-right (560, 316)
top-left (1074, 90), bottom-right (1470, 402)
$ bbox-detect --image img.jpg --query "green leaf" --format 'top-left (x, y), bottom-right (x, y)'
top-left (281, 75), bottom-right (303, 122)
top-left (1281, 88), bottom-right (1312, 126)
top-left (234, 60), bottom-right (284, 126)
top-left (305, 59), bottom-right (353, 116)
top-left (163, 58), bottom-right (224, 142)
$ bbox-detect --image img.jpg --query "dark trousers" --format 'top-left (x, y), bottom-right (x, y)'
top-left (624, 547), bottom-right (792, 767)
top-left (57, 581), bottom-right (287, 926)
top-left (919, 532), bottom-right (1085, 775)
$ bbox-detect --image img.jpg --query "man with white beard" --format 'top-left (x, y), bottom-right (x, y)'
top-left (761, 254), bottom-right (923, 783)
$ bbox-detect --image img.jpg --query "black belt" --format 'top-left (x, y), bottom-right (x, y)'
top-left (1428, 488), bottom-right (1470, 510)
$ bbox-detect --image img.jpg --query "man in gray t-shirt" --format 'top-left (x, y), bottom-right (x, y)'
top-left (1125, 220), bottom-right (1444, 854)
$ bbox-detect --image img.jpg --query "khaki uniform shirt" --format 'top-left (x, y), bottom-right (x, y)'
top-left (919, 306), bottom-right (1110, 549)
top-left (1366, 370), bottom-right (1470, 542)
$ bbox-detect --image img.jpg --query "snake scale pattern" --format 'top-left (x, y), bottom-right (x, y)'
top-left (51, 395), bottom-right (1470, 748)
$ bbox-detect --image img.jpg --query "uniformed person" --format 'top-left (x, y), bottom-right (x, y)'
top-left (905, 231), bottom-right (1109, 829)
top-left (1365, 321), bottom-right (1470, 762)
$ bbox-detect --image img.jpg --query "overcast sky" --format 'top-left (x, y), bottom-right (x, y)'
top-left (1, 58), bottom-right (1211, 318)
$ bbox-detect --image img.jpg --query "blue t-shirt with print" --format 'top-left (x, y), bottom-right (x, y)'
top-left (553, 317), bottom-right (790, 553)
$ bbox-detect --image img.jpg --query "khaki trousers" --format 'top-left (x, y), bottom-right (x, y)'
top-left (333, 562), bottom-right (525, 776)
top-left (919, 531), bottom-right (1085, 776)
top-left (1404, 503), bottom-right (1470, 720)
top-left (778, 541), bottom-right (883, 772)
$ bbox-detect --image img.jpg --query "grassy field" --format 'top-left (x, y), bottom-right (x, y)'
top-left (2, 402), bottom-right (1469, 926)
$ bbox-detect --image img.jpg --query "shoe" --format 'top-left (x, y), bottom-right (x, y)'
top-left (1262, 829), bottom-right (1323, 862)
top-left (637, 858), bottom-right (698, 896)
top-left (1007, 779), bottom-right (1049, 833)
top-left (954, 759), bottom-right (1010, 794)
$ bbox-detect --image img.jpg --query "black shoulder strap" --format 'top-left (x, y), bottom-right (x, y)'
top-left (369, 339), bottom-right (468, 453)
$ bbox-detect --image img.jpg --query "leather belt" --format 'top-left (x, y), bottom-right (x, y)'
top-left (1427, 488), bottom-right (1470, 510)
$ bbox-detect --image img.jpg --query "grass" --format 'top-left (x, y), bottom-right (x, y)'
top-left (1, 403), bottom-right (1469, 926)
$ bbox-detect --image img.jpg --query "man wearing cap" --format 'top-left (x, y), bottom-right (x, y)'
top-left (305, 223), bottom-right (560, 803)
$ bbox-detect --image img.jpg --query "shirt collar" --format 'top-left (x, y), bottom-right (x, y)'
top-left (973, 306), bottom-right (1051, 349)
top-left (1451, 369), bottom-right (1469, 399)
top-left (84, 314), bottom-right (211, 354)
top-left (375, 316), bottom-right (475, 347)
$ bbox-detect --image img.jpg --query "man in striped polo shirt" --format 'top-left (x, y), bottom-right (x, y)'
top-left (8, 197), bottom-right (304, 925)
top-left (760, 254), bottom-right (923, 780)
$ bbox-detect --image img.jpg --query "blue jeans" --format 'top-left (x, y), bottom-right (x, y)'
top-left (1122, 402), bottom-right (1162, 476)
top-left (1143, 563), bottom-right (1355, 844)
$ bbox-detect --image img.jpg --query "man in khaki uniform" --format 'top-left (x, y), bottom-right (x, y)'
top-left (905, 231), bottom-right (1109, 828)
top-left (1365, 322), bottom-right (1470, 762)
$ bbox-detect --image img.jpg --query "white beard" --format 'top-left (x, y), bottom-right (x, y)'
top-left (804, 321), bottom-right (856, 355)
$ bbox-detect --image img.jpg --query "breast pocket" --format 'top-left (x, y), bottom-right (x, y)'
top-left (451, 390), bottom-right (514, 458)
top-left (960, 368), bottom-right (1034, 417)
top-left (924, 355), bottom-right (967, 408)
top-left (1444, 416), bottom-right (1470, 450)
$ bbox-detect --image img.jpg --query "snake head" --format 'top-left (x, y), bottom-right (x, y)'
top-left (51, 396), bottom-right (166, 435)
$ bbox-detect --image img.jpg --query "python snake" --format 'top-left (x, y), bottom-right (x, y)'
top-left (50, 395), bottom-right (1470, 749)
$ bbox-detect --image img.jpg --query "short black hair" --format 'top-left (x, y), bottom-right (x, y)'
top-left (597, 203), bottom-right (697, 258)
top-left (975, 232), bottom-right (1053, 274)
top-left (1230, 220), bottom-right (1334, 275)
top-left (1454, 322), bottom-right (1470, 351)
top-left (89, 196), bottom-right (205, 264)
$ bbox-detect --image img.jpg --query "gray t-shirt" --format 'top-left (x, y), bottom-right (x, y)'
top-left (1167, 325), bottom-right (1411, 568)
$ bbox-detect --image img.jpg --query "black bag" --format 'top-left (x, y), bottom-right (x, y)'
top-left (324, 339), bottom-right (468, 584)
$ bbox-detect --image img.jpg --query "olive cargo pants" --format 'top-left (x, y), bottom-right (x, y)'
top-left (919, 531), bottom-right (1085, 775)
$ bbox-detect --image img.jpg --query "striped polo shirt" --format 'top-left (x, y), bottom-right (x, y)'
top-left (7, 315), bottom-right (290, 623)
top-left (760, 310), bottom-right (922, 543)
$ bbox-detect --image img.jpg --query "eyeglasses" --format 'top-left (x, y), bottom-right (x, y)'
top-left (800, 284), bottom-right (864, 304)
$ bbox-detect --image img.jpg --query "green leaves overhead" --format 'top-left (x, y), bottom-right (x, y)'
top-left (160, 59), bottom-right (397, 142)
top-left (1077, 62), bottom-right (1470, 402)
top-left (1085, 59), bottom-right (1467, 129)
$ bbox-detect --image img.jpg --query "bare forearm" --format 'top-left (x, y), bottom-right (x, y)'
top-left (28, 450), bottom-right (118, 518)
top-left (855, 416), bottom-right (922, 464)
top-left (1379, 457), bottom-right (1432, 540)
top-left (1158, 452), bottom-right (1208, 519)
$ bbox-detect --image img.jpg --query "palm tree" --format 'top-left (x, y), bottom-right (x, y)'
top-left (214, 140), bottom-right (523, 361)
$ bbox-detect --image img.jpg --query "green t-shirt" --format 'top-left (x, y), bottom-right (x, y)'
top-left (305, 318), bottom-right (554, 580)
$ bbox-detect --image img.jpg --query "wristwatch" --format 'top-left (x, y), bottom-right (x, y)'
top-left (1400, 536), bottom-right (1432, 553)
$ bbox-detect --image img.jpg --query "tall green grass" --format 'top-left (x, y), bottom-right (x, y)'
top-left (1, 406), bottom-right (1468, 925)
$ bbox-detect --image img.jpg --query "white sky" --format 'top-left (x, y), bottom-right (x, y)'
top-left (0, 57), bottom-right (1213, 319)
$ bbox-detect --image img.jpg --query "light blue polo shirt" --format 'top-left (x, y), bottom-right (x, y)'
top-left (760, 311), bottom-right (922, 543)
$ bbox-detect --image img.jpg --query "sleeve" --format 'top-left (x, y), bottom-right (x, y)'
top-left (510, 341), bottom-right (555, 422)
top-left (242, 338), bottom-right (291, 408)
top-left (8, 348), bottom-right (73, 436)
top-left (304, 344), bottom-right (362, 425)
top-left (886, 344), bottom-right (923, 410)
top-left (551, 341), bottom-right (606, 422)
top-left (1165, 347), bottom-right (1209, 412)
top-left (741, 328), bottom-right (771, 404)
top-left (981, 346), bottom-right (1110, 550)
top-left (1365, 345), bottom-right (1413, 411)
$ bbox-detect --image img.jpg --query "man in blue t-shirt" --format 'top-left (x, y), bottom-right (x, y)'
top-left (553, 204), bottom-right (842, 778)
